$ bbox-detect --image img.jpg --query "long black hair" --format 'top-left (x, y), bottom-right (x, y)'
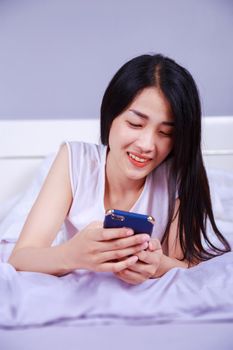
top-left (100, 54), bottom-right (231, 264)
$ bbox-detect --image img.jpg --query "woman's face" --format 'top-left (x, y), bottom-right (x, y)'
top-left (107, 87), bottom-right (174, 181)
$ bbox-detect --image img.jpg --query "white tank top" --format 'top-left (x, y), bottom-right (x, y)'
top-left (61, 141), bottom-right (172, 241)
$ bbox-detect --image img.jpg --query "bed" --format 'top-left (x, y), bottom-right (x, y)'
top-left (0, 117), bottom-right (233, 350)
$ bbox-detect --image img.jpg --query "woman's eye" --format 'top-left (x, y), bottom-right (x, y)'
top-left (159, 131), bottom-right (173, 137)
top-left (127, 121), bottom-right (143, 128)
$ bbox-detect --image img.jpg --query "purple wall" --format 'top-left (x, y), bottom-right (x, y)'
top-left (0, 0), bottom-right (232, 119)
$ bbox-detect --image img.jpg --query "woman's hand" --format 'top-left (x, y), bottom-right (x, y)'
top-left (114, 238), bottom-right (163, 285)
top-left (63, 221), bottom-right (151, 273)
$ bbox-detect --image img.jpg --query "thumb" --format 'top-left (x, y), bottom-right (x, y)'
top-left (148, 239), bottom-right (161, 251)
top-left (87, 221), bottom-right (103, 229)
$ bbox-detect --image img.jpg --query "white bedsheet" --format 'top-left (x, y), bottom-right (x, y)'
top-left (0, 155), bottom-right (233, 329)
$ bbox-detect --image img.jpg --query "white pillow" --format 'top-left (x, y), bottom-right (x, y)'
top-left (0, 154), bottom-right (55, 243)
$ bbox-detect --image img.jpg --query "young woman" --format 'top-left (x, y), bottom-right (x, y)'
top-left (8, 54), bottom-right (230, 284)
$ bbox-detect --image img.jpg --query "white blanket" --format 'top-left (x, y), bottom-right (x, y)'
top-left (0, 156), bottom-right (233, 329)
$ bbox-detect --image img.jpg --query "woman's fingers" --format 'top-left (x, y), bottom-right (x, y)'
top-left (115, 268), bottom-right (144, 284)
top-left (126, 260), bottom-right (156, 278)
top-left (100, 241), bottom-right (149, 262)
top-left (94, 225), bottom-right (151, 243)
top-left (100, 255), bottom-right (139, 273)
top-left (94, 226), bottom-right (134, 241)
top-left (136, 249), bottom-right (162, 267)
top-left (97, 233), bottom-right (150, 252)
top-left (124, 251), bottom-right (162, 279)
top-left (87, 222), bottom-right (151, 251)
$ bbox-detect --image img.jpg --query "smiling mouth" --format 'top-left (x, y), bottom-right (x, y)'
top-left (127, 152), bottom-right (152, 167)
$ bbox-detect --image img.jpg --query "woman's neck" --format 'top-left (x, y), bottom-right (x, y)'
top-left (104, 151), bottom-right (146, 211)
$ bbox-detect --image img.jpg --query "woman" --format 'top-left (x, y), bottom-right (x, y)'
top-left (8, 54), bottom-right (230, 284)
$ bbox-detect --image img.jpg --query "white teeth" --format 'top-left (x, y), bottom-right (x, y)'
top-left (128, 152), bottom-right (149, 163)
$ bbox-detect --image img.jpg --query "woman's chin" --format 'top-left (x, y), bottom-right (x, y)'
top-left (124, 168), bottom-right (149, 181)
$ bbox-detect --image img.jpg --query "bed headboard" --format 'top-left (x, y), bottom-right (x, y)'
top-left (0, 117), bottom-right (233, 205)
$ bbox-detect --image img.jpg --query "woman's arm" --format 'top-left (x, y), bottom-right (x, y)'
top-left (153, 198), bottom-right (196, 277)
top-left (8, 245), bottom-right (74, 276)
top-left (8, 143), bottom-right (74, 275)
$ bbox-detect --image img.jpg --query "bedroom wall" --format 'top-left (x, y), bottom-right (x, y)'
top-left (0, 0), bottom-right (232, 119)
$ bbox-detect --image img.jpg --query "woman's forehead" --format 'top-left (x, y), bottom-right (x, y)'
top-left (126, 87), bottom-right (174, 123)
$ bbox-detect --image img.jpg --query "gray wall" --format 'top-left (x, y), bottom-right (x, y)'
top-left (0, 0), bottom-right (232, 119)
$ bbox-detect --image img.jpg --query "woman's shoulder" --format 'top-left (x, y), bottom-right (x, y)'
top-left (62, 141), bottom-right (106, 162)
top-left (59, 141), bottom-right (107, 197)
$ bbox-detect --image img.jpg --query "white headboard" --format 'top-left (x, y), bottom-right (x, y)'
top-left (0, 117), bottom-right (233, 205)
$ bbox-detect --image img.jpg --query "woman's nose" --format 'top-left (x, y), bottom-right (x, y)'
top-left (136, 131), bottom-right (156, 153)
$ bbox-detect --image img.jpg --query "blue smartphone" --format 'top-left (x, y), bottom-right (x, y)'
top-left (103, 209), bottom-right (155, 236)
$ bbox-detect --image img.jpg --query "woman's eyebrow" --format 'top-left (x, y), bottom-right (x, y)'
top-left (129, 109), bottom-right (174, 126)
top-left (129, 109), bottom-right (149, 120)
top-left (162, 121), bottom-right (175, 126)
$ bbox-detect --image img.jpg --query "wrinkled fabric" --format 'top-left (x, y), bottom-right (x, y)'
top-left (0, 252), bottom-right (233, 329)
